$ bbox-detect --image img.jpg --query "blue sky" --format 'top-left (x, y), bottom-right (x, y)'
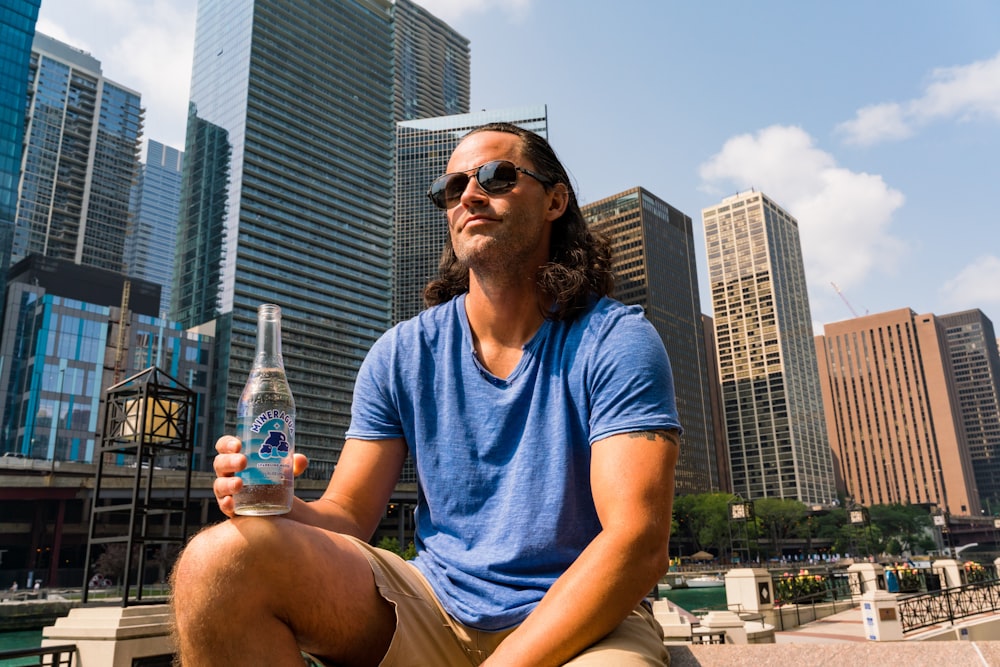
top-left (37, 0), bottom-right (1000, 331)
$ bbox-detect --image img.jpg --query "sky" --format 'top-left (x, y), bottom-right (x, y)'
top-left (35, 0), bottom-right (1000, 332)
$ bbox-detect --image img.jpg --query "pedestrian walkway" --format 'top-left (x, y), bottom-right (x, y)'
top-left (774, 605), bottom-right (866, 643)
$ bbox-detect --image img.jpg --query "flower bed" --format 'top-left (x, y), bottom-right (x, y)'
top-left (964, 560), bottom-right (993, 584)
top-left (774, 569), bottom-right (826, 606)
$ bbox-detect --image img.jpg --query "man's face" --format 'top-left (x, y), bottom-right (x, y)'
top-left (444, 131), bottom-right (563, 278)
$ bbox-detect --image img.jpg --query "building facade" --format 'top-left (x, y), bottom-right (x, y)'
top-left (0, 0), bottom-right (41, 315)
top-left (173, 0), bottom-right (468, 479)
top-left (583, 187), bottom-right (718, 494)
top-left (393, 106), bottom-right (547, 324)
top-left (938, 309), bottom-right (1000, 514)
top-left (0, 256), bottom-right (214, 467)
top-left (125, 140), bottom-right (183, 316)
top-left (816, 308), bottom-right (980, 516)
top-left (15, 33), bottom-right (143, 272)
top-left (392, 0), bottom-right (469, 121)
top-left (702, 190), bottom-right (836, 505)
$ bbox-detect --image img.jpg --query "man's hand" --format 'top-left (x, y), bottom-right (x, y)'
top-left (212, 435), bottom-right (309, 517)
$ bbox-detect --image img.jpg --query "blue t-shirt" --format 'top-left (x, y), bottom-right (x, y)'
top-left (346, 294), bottom-right (681, 630)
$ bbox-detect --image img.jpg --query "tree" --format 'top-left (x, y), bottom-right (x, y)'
top-left (753, 498), bottom-right (807, 558)
top-left (672, 493), bottom-right (735, 559)
top-left (868, 504), bottom-right (931, 555)
top-left (94, 543), bottom-right (133, 585)
top-left (375, 536), bottom-right (416, 560)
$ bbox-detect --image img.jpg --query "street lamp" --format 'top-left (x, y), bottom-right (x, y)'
top-left (933, 511), bottom-right (953, 556)
top-left (728, 497), bottom-right (756, 565)
top-left (848, 504), bottom-right (872, 560)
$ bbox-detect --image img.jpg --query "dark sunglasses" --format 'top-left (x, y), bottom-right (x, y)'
top-left (427, 160), bottom-right (550, 210)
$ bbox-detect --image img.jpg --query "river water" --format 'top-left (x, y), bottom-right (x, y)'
top-left (0, 629), bottom-right (43, 665)
top-left (659, 585), bottom-right (728, 613)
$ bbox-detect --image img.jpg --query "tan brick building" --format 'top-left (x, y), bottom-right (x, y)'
top-left (815, 308), bottom-right (980, 516)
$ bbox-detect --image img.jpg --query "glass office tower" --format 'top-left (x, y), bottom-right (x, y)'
top-left (15, 33), bottom-right (143, 272)
top-left (0, 0), bottom-right (41, 312)
top-left (584, 187), bottom-right (718, 495)
top-left (126, 140), bottom-right (183, 316)
top-left (0, 256), bottom-right (214, 465)
top-left (394, 106), bottom-right (547, 324)
top-left (175, 0), bottom-right (468, 477)
top-left (392, 0), bottom-right (469, 121)
top-left (939, 309), bottom-right (1000, 514)
top-left (703, 191), bottom-right (836, 505)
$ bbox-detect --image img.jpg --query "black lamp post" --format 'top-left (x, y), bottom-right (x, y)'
top-left (849, 504), bottom-right (872, 560)
top-left (728, 497), bottom-right (756, 565)
top-left (83, 367), bottom-right (195, 606)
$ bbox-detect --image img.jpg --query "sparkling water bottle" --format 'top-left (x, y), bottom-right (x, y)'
top-left (234, 303), bottom-right (295, 515)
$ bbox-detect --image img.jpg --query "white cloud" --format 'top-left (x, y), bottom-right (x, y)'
top-left (835, 103), bottom-right (912, 146)
top-left (699, 125), bottom-right (906, 317)
top-left (414, 0), bottom-right (533, 22)
top-left (939, 256), bottom-right (1000, 312)
top-left (838, 50), bottom-right (1000, 146)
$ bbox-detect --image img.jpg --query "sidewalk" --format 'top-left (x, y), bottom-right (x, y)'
top-left (773, 605), bottom-right (867, 643)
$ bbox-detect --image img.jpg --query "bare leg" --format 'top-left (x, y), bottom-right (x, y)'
top-left (171, 517), bottom-right (395, 666)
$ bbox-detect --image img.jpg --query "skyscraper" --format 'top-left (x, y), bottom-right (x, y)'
top-left (0, 0), bottom-right (41, 312)
top-left (174, 0), bottom-right (469, 478)
top-left (702, 190), bottom-right (836, 505)
top-left (15, 33), bottom-right (143, 272)
top-left (938, 309), bottom-right (1000, 514)
top-left (583, 187), bottom-right (718, 494)
top-left (125, 140), bottom-right (183, 316)
top-left (392, 0), bottom-right (469, 121)
top-left (394, 106), bottom-right (547, 324)
top-left (816, 309), bottom-right (980, 516)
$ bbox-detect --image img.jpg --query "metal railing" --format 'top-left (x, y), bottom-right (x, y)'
top-left (771, 571), bottom-right (856, 631)
top-left (0, 643), bottom-right (76, 666)
top-left (898, 578), bottom-right (1000, 633)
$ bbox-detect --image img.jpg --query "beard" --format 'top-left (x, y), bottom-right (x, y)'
top-left (451, 210), bottom-right (549, 283)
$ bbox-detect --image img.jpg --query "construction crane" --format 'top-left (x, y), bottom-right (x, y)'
top-left (830, 282), bottom-right (861, 318)
top-left (113, 280), bottom-right (131, 383)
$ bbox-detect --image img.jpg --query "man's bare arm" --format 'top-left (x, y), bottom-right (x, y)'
top-left (485, 428), bottom-right (679, 666)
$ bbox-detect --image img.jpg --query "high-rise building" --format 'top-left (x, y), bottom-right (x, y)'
top-left (0, 256), bottom-right (214, 466)
top-left (816, 309), bottom-right (980, 516)
top-left (174, 0), bottom-right (469, 479)
top-left (125, 140), bottom-right (183, 316)
top-left (583, 187), bottom-right (718, 494)
top-left (702, 314), bottom-right (732, 493)
top-left (392, 0), bottom-right (469, 121)
top-left (15, 33), bottom-right (143, 272)
top-left (938, 309), bottom-right (1000, 514)
top-left (394, 106), bottom-right (547, 324)
top-left (0, 0), bottom-right (41, 313)
top-left (702, 190), bottom-right (836, 505)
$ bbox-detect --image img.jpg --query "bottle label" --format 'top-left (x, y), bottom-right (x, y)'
top-left (240, 410), bottom-right (293, 486)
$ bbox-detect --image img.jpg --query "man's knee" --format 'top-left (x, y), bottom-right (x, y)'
top-left (173, 517), bottom-right (287, 590)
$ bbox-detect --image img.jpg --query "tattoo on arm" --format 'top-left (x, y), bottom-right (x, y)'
top-left (626, 429), bottom-right (680, 446)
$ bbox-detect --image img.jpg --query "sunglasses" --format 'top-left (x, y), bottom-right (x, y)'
top-left (427, 160), bottom-right (550, 210)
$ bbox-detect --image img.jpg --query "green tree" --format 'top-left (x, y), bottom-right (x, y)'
top-left (376, 536), bottom-right (417, 560)
top-left (673, 492), bottom-right (741, 560)
top-left (868, 503), bottom-right (931, 555)
top-left (753, 498), bottom-right (807, 558)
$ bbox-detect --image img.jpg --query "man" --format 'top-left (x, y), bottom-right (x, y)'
top-left (172, 123), bottom-right (681, 666)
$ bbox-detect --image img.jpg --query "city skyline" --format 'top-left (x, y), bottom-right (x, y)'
top-left (35, 0), bottom-right (1000, 334)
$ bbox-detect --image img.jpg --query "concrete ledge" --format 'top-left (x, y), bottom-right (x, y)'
top-left (667, 640), bottom-right (1000, 666)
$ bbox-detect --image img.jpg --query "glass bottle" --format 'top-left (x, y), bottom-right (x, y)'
top-left (234, 303), bottom-right (295, 515)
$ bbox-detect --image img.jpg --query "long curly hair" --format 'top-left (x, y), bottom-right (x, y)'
top-left (423, 122), bottom-right (613, 321)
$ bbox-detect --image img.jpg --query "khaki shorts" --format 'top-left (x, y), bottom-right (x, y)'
top-left (303, 535), bottom-right (667, 666)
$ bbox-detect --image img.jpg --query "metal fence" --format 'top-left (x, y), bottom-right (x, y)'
top-left (0, 643), bottom-right (76, 666)
top-left (898, 578), bottom-right (1000, 633)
